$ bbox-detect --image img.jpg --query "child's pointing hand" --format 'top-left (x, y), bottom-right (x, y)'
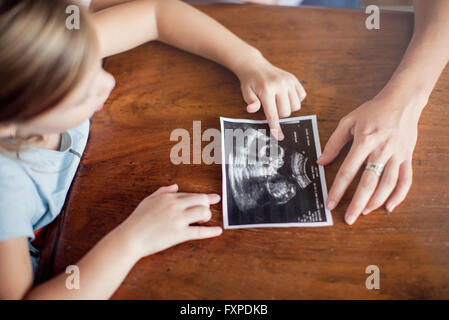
top-left (237, 58), bottom-right (306, 141)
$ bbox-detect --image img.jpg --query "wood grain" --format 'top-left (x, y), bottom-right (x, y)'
top-left (37, 4), bottom-right (449, 299)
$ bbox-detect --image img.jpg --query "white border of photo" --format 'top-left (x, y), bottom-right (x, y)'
top-left (220, 115), bottom-right (333, 229)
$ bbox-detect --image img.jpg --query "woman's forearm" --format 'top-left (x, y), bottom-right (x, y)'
top-left (24, 227), bottom-right (140, 299)
top-left (378, 0), bottom-right (449, 107)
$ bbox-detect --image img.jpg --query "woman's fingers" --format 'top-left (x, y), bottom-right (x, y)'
top-left (363, 159), bottom-right (400, 214)
top-left (386, 160), bottom-right (413, 212)
top-left (344, 152), bottom-right (391, 225)
top-left (326, 138), bottom-right (372, 211)
top-left (317, 118), bottom-right (354, 166)
top-left (260, 93), bottom-right (284, 140)
top-left (150, 184), bottom-right (178, 197)
top-left (184, 205), bottom-right (212, 224)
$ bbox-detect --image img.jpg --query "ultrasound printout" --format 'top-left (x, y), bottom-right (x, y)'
top-left (220, 116), bottom-right (333, 229)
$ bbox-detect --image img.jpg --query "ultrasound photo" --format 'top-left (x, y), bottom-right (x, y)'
top-left (220, 116), bottom-right (333, 229)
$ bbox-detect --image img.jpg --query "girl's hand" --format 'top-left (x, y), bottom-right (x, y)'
top-left (317, 90), bottom-right (426, 225)
top-left (237, 57), bottom-right (306, 140)
top-left (117, 184), bottom-right (222, 259)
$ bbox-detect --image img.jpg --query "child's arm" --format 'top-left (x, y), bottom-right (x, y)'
top-left (93, 0), bottom-right (306, 140)
top-left (0, 185), bottom-right (222, 299)
top-left (0, 238), bottom-right (34, 299)
top-left (90, 0), bottom-right (135, 12)
top-left (0, 232), bottom-right (138, 299)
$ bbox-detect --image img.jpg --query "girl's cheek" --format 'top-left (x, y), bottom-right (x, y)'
top-left (96, 74), bottom-right (115, 102)
top-left (106, 74), bottom-right (116, 95)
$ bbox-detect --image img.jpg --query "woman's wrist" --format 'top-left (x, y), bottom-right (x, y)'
top-left (374, 80), bottom-right (429, 119)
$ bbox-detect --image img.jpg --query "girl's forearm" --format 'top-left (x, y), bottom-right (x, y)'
top-left (94, 0), bottom-right (266, 77)
top-left (24, 228), bottom-right (140, 299)
top-left (90, 0), bottom-right (136, 12)
top-left (378, 0), bottom-right (449, 107)
top-left (154, 0), bottom-right (266, 77)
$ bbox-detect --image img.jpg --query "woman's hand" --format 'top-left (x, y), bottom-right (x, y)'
top-left (117, 184), bottom-right (222, 259)
top-left (237, 56), bottom-right (306, 140)
top-left (317, 90), bottom-right (427, 225)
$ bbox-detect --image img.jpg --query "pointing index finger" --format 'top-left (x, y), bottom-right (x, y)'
top-left (261, 94), bottom-right (284, 141)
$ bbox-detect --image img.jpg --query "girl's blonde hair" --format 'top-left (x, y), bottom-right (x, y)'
top-left (0, 0), bottom-right (98, 157)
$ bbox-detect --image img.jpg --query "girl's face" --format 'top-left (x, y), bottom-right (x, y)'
top-left (16, 56), bottom-right (116, 136)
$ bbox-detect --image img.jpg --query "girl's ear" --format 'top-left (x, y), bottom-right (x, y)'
top-left (0, 123), bottom-right (16, 138)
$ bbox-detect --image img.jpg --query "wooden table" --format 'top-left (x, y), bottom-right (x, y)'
top-left (37, 4), bottom-right (449, 299)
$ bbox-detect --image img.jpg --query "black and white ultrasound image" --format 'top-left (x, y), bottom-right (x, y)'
top-left (222, 118), bottom-right (330, 228)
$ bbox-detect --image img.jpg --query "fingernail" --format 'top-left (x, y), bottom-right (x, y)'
top-left (386, 204), bottom-right (395, 212)
top-left (345, 214), bottom-right (355, 225)
top-left (278, 131), bottom-right (284, 141)
top-left (327, 200), bottom-right (336, 210)
top-left (215, 227), bottom-right (223, 235)
top-left (211, 194), bottom-right (221, 202)
top-left (362, 209), bottom-right (370, 215)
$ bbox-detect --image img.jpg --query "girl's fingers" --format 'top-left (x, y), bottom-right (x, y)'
top-left (176, 193), bottom-right (210, 208)
top-left (276, 91), bottom-right (291, 118)
top-left (150, 184), bottom-right (178, 197)
top-left (261, 93), bottom-right (284, 141)
top-left (207, 193), bottom-right (221, 205)
top-left (242, 86), bottom-right (261, 113)
top-left (326, 139), bottom-right (373, 211)
top-left (344, 151), bottom-right (391, 225)
top-left (177, 193), bottom-right (220, 207)
top-left (187, 226), bottom-right (223, 240)
top-left (247, 100), bottom-right (261, 113)
top-left (386, 160), bottom-right (413, 212)
top-left (364, 159), bottom-right (400, 214)
top-left (184, 205), bottom-right (211, 224)
top-left (289, 89), bottom-right (301, 112)
top-left (317, 117), bottom-right (354, 166)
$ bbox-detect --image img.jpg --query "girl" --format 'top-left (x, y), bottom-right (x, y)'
top-left (0, 0), bottom-right (305, 299)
